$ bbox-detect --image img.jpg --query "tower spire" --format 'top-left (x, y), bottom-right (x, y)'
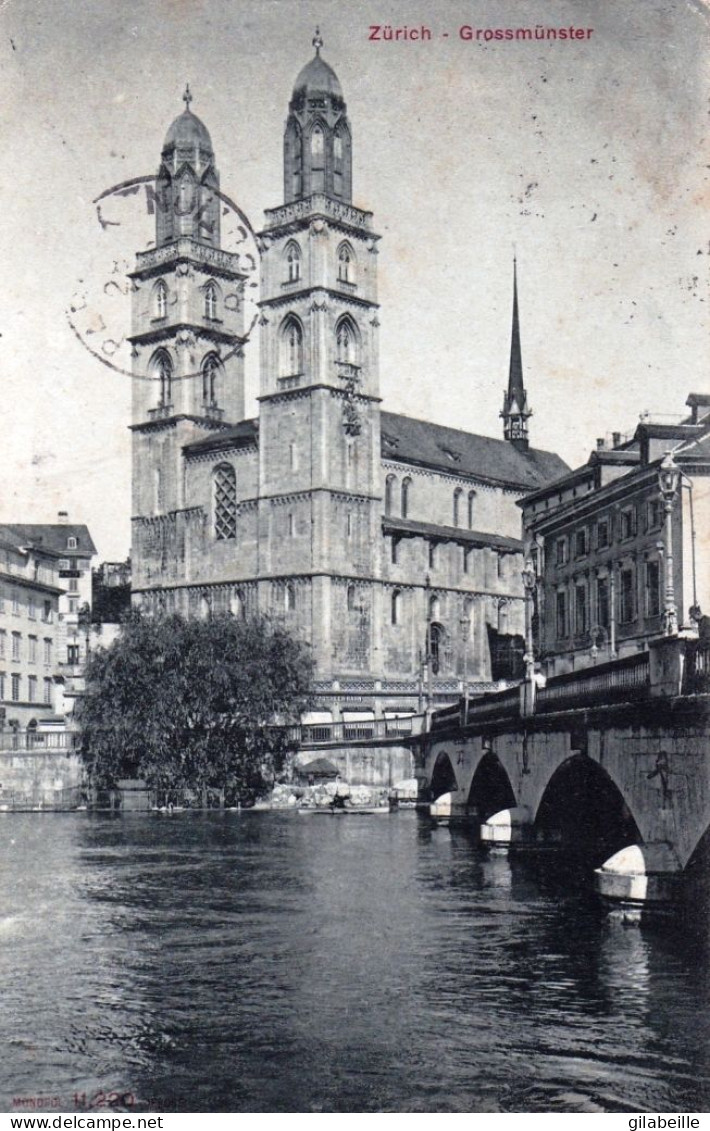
top-left (501, 256), bottom-right (532, 449)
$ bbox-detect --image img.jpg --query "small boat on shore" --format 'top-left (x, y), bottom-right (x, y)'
top-left (297, 805), bottom-right (390, 816)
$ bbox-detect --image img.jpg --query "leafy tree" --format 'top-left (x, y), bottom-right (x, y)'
top-left (77, 612), bottom-right (314, 803)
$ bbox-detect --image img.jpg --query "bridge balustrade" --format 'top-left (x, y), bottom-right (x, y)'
top-left (683, 642), bottom-right (710, 694)
top-left (535, 652), bottom-right (650, 713)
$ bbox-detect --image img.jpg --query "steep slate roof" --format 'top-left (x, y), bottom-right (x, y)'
top-left (183, 419), bottom-right (259, 455)
top-left (380, 411), bottom-right (569, 490)
top-left (0, 523), bottom-right (97, 555)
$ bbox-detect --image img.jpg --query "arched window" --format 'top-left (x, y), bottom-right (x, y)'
top-left (151, 349), bottom-right (173, 406)
top-left (230, 589), bottom-right (244, 619)
top-left (284, 242), bottom-right (301, 283)
top-left (337, 243), bottom-right (355, 284)
top-left (453, 487), bottom-right (463, 527)
top-left (201, 353), bottom-right (221, 406)
top-left (385, 474), bottom-right (397, 516)
top-left (468, 491), bottom-right (476, 530)
top-left (213, 463), bottom-right (237, 541)
top-left (335, 316), bottom-right (359, 365)
top-left (285, 582), bottom-right (296, 612)
top-left (347, 585), bottom-right (356, 612)
top-left (311, 123), bottom-right (324, 156)
top-left (199, 594), bottom-right (211, 620)
top-left (401, 477), bottom-right (412, 519)
top-left (391, 589), bottom-right (402, 626)
top-left (204, 281), bottom-right (218, 320)
top-left (334, 132), bottom-right (344, 163)
top-left (429, 596), bottom-right (441, 622)
top-left (67, 536), bottom-right (77, 550)
top-left (280, 316), bottom-right (303, 377)
top-left (155, 280), bottom-right (167, 319)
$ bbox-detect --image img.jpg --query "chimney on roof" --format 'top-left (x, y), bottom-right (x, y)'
top-left (596, 438), bottom-right (605, 450)
top-left (58, 511), bottom-right (68, 524)
top-left (612, 432), bottom-right (621, 448)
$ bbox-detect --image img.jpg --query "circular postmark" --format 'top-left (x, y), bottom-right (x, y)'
top-left (67, 176), bottom-right (261, 385)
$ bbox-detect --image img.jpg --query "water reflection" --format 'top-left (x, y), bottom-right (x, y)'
top-left (0, 812), bottom-right (708, 1113)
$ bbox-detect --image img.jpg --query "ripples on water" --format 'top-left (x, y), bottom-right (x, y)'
top-left (1, 813), bottom-right (709, 1113)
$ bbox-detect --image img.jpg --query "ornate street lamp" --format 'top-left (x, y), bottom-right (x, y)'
top-left (658, 452), bottom-right (680, 636)
top-left (521, 558), bottom-right (537, 709)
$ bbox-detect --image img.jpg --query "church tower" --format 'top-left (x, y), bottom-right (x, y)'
top-left (130, 87), bottom-right (247, 529)
top-left (256, 31), bottom-right (382, 678)
top-left (501, 258), bottom-right (532, 450)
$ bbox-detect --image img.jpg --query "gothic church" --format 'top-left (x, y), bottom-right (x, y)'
top-left (130, 36), bottom-right (568, 725)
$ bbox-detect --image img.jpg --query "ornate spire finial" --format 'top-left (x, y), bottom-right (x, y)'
top-left (183, 83), bottom-right (193, 109)
top-left (313, 27), bottom-right (323, 55)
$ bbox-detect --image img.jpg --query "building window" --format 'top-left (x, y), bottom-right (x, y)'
top-left (284, 242), bottom-right (301, 283)
top-left (43, 678), bottom-right (52, 704)
top-left (385, 474), bottom-right (396, 516)
top-left (574, 529), bottom-right (588, 559)
top-left (284, 583), bottom-right (296, 612)
top-left (155, 280), bottom-right (167, 319)
top-left (28, 636), bottom-right (37, 664)
top-left (68, 597), bottom-right (78, 614)
top-left (620, 507), bottom-right (637, 541)
top-left (462, 547), bottom-right (469, 574)
top-left (280, 316), bottom-right (304, 377)
top-left (647, 498), bottom-right (663, 531)
top-left (467, 491), bottom-right (476, 530)
top-left (337, 243), bottom-right (354, 284)
top-left (619, 567), bottom-right (636, 624)
top-left (555, 538), bottom-right (567, 566)
top-left (391, 537), bottom-right (398, 565)
top-left (335, 317), bottom-right (359, 366)
top-left (310, 122), bottom-right (324, 156)
top-left (67, 643), bottom-right (80, 665)
top-left (453, 488), bottom-right (462, 528)
top-left (42, 600), bottom-right (52, 623)
top-left (428, 541), bottom-right (437, 569)
top-left (11, 633), bottom-right (20, 661)
top-left (0, 630), bottom-right (5, 658)
top-left (596, 576), bottom-right (610, 629)
top-left (213, 463), bottom-right (237, 541)
top-left (596, 518), bottom-right (610, 549)
top-left (429, 595), bottom-right (441, 622)
top-left (575, 584), bottom-right (587, 636)
top-left (28, 675), bottom-right (36, 703)
top-left (28, 596), bottom-right (36, 619)
top-left (44, 638), bottom-right (51, 665)
top-left (347, 585), bottom-right (356, 612)
top-left (11, 673), bottom-right (20, 702)
top-left (151, 349), bottom-right (173, 407)
top-left (11, 588), bottom-right (19, 615)
top-left (0, 585), bottom-right (4, 612)
top-left (288, 513), bottom-right (295, 538)
top-left (391, 589), bottom-right (401, 625)
top-left (204, 281), bottom-right (218, 320)
top-left (429, 623), bottom-right (443, 675)
top-left (67, 536), bottom-right (78, 550)
top-left (401, 477), bottom-right (412, 519)
top-left (0, 672), bottom-right (6, 700)
top-left (645, 560), bottom-right (662, 617)
top-left (334, 133), bottom-right (343, 162)
top-left (68, 577), bottom-right (79, 593)
top-left (556, 591), bottom-right (568, 638)
top-left (202, 354), bottom-right (221, 406)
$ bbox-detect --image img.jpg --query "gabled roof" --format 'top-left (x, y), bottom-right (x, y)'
top-left (380, 411), bottom-right (569, 490)
top-left (183, 419), bottom-right (258, 455)
top-left (0, 523), bottom-right (97, 556)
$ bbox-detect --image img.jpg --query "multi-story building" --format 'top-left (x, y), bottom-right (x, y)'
top-left (520, 393), bottom-right (710, 676)
top-left (129, 37), bottom-right (568, 724)
top-left (5, 516), bottom-right (97, 715)
top-left (0, 525), bottom-right (63, 728)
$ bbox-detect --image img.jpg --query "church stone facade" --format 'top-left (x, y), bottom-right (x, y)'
top-left (130, 39), bottom-right (568, 725)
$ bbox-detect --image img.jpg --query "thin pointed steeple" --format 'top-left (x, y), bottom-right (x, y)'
top-left (501, 256), bottom-right (532, 449)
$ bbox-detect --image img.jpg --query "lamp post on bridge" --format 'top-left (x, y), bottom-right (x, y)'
top-left (658, 451), bottom-right (681, 637)
top-left (521, 558), bottom-right (537, 715)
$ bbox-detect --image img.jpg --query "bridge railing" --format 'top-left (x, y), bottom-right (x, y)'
top-left (431, 686), bottom-right (522, 732)
top-left (535, 652), bottom-right (650, 713)
top-left (283, 715), bottom-right (427, 747)
top-left (683, 642), bottom-right (710, 694)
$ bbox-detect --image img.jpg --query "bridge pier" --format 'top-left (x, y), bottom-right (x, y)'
top-left (594, 842), bottom-right (683, 917)
top-left (479, 805), bottom-right (536, 848)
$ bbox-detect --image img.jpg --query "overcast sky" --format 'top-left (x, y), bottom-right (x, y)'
top-left (0, 0), bottom-right (707, 560)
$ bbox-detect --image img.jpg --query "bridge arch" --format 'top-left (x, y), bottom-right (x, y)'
top-left (534, 754), bottom-right (642, 865)
top-left (467, 751), bottom-right (517, 822)
top-left (429, 750), bottom-right (459, 801)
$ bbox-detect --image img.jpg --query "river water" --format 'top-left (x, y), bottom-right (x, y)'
top-left (2, 812), bottom-right (709, 1114)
